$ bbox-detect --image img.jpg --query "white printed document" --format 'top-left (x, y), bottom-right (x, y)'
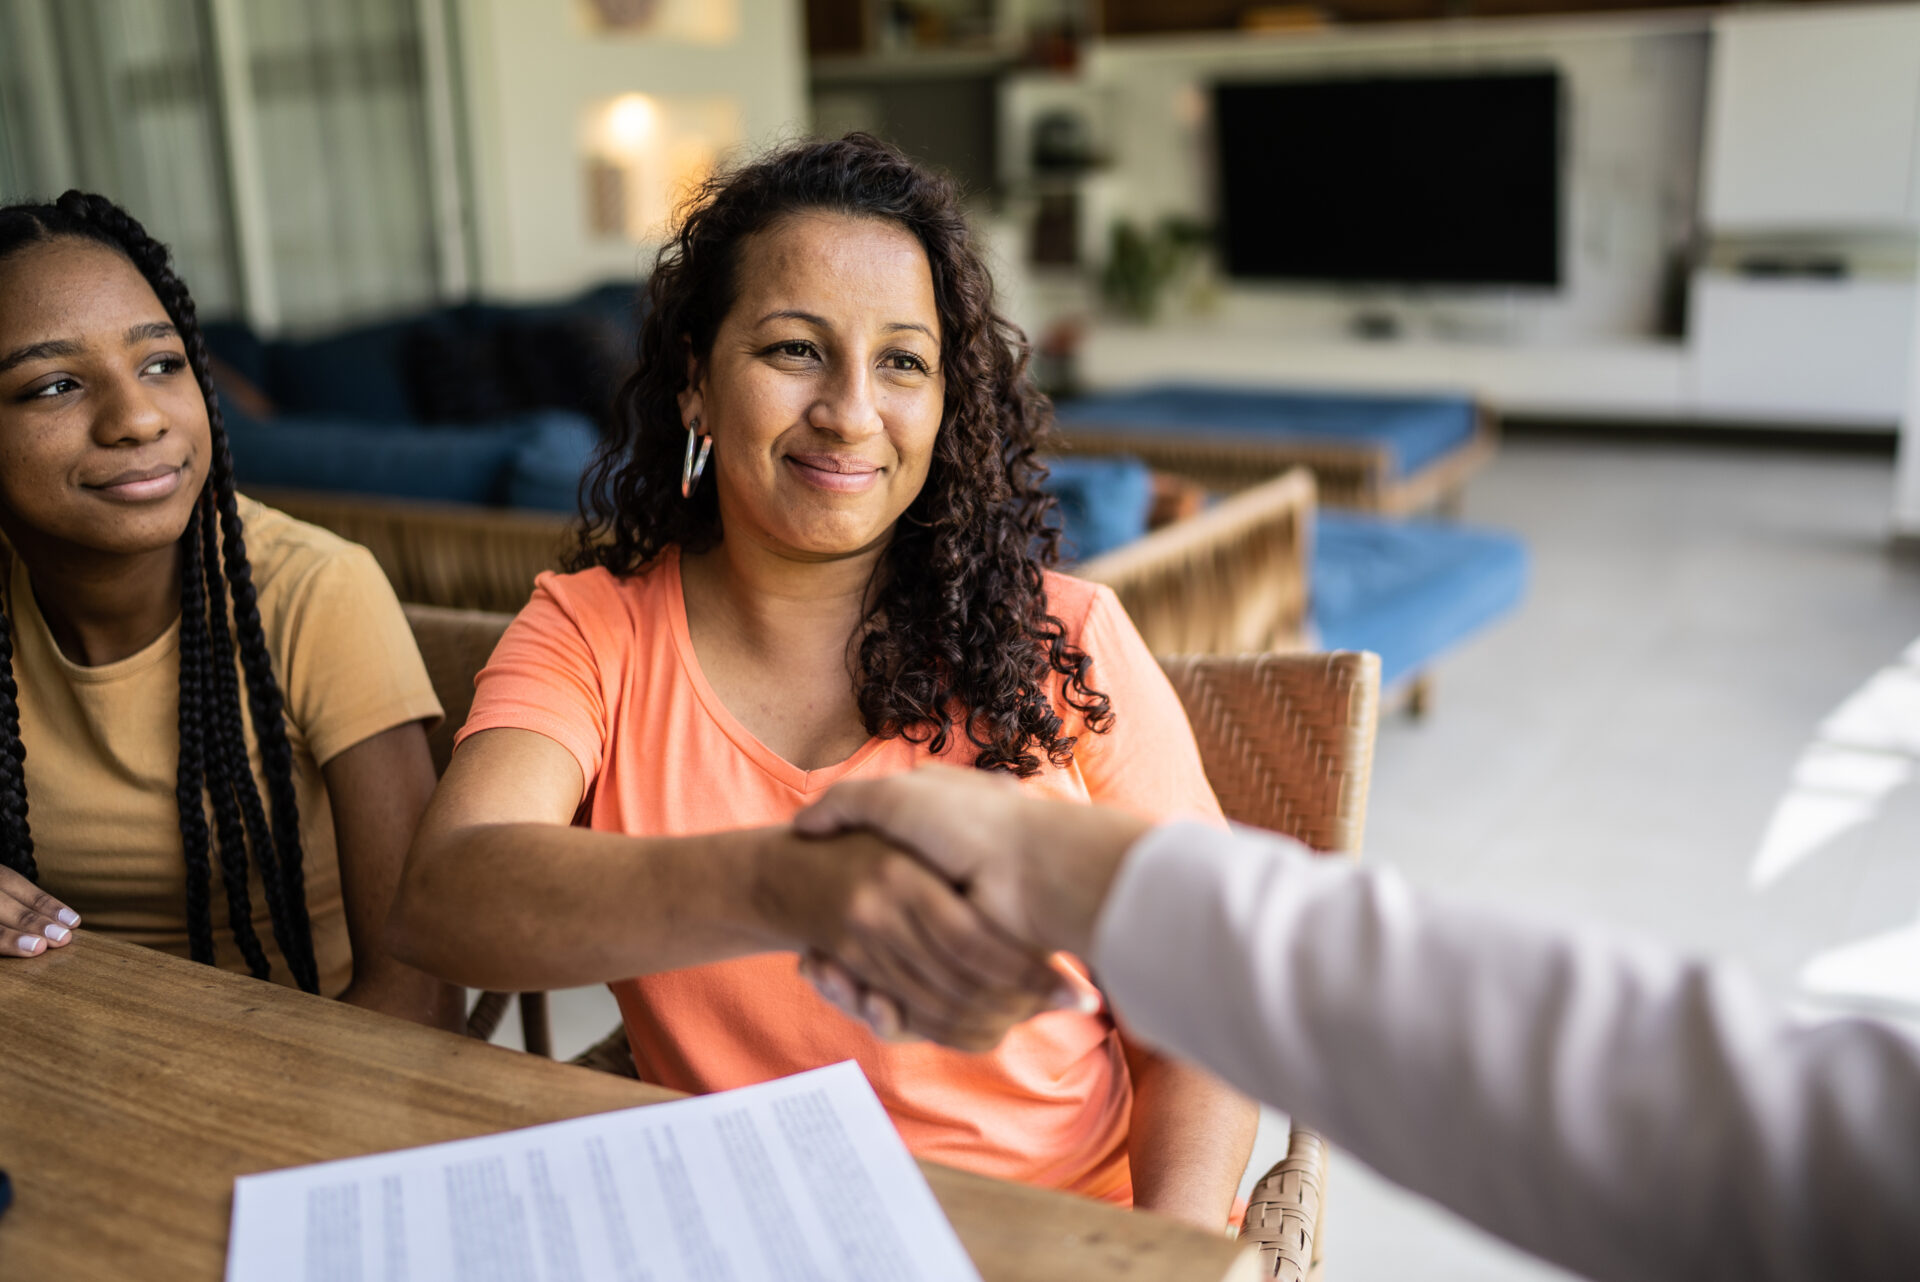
top-left (227, 1060), bottom-right (981, 1282)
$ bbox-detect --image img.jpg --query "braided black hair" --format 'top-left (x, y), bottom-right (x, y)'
top-left (0, 193), bottom-right (318, 992)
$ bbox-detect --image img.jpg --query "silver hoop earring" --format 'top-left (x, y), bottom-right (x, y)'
top-left (681, 419), bottom-right (712, 499)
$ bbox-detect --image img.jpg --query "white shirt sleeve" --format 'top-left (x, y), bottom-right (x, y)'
top-left (1092, 820), bottom-right (1920, 1282)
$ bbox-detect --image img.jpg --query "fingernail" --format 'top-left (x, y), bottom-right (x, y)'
top-left (1053, 985), bottom-right (1100, 1014)
top-left (43, 923), bottom-right (69, 943)
top-left (20, 934), bottom-right (45, 954)
top-left (56, 908), bottom-right (79, 926)
top-left (862, 992), bottom-right (897, 1037)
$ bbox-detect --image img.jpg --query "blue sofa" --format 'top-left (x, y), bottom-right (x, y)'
top-left (206, 283), bottom-right (637, 510)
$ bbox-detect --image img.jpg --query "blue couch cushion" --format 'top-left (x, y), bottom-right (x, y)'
top-left (1054, 384), bottom-right (1478, 480)
top-left (264, 318), bottom-right (420, 421)
top-left (505, 415), bottom-right (602, 512)
top-left (1312, 512), bottom-right (1528, 686)
top-left (201, 320), bottom-right (269, 389)
top-left (1039, 456), bottom-right (1154, 561)
top-left (224, 410), bottom-right (593, 506)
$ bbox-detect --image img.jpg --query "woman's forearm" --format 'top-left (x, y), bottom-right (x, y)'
top-left (388, 820), bottom-right (786, 991)
top-left (1125, 1041), bottom-right (1260, 1231)
top-left (338, 968), bottom-right (467, 1032)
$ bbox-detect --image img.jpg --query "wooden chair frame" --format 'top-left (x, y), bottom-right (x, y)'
top-left (1080, 468), bottom-right (1315, 656)
top-left (1062, 404), bottom-right (1499, 517)
top-left (1158, 651), bottom-right (1379, 1282)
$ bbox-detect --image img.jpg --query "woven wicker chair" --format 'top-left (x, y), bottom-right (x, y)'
top-left (1159, 650), bottom-right (1379, 1282)
top-left (402, 602), bottom-right (552, 1055)
top-left (1079, 468), bottom-right (1315, 656)
top-left (260, 488), bottom-right (572, 614)
top-left (262, 467), bottom-right (1315, 647)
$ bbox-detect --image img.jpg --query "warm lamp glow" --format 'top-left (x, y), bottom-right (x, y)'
top-left (603, 94), bottom-right (658, 157)
top-left (583, 94), bottom-right (740, 242)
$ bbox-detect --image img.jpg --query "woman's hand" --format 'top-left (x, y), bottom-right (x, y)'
top-left (794, 766), bottom-right (1150, 958)
top-left (1, 866), bottom-right (79, 958)
top-left (758, 827), bottom-right (1070, 1052)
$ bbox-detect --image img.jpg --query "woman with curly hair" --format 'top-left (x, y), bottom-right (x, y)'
top-left (392, 134), bottom-right (1255, 1225)
top-left (0, 193), bottom-right (458, 1029)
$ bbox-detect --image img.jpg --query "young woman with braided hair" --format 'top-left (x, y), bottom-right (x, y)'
top-left (0, 192), bottom-right (459, 1029)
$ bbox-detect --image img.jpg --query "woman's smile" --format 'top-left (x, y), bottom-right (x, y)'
top-left (84, 460), bottom-right (187, 502)
top-left (785, 451), bottom-right (882, 494)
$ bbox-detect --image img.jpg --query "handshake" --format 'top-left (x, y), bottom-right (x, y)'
top-left (774, 767), bottom-right (1152, 1052)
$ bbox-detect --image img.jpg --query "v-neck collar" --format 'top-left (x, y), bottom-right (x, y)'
top-left (659, 547), bottom-right (888, 795)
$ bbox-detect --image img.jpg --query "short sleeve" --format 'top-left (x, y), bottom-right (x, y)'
top-left (273, 542), bottom-right (443, 767)
top-left (454, 571), bottom-right (611, 787)
top-left (1067, 583), bottom-right (1226, 826)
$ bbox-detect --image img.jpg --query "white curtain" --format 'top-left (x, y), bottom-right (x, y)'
top-left (0, 0), bottom-right (243, 316)
top-left (0, 0), bottom-right (455, 332)
top-left (242, 0), bottom-right (441, 331)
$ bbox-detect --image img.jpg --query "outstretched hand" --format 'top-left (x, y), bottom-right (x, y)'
top-left (759, 826), bottom-right (1078, 1051)
top-left (795, 766), bottom-right (1148, 958)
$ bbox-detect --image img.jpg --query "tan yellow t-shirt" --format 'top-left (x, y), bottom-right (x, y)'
top-left (7, 496), bottom-right (442, 995)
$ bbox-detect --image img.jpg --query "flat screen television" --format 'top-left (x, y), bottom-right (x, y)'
top-left (1212, 70), bottom-right (1563, 288)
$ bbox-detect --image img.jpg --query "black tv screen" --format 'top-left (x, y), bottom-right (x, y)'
top-left (1212, 71), bottom-right (1562, 288)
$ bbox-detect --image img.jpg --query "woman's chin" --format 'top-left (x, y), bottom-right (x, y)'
top-left (759, 516), bottom-right (897, 562)
top-left (38, 504), bottom-right (196, 563)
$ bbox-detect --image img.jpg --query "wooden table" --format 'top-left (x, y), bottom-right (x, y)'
top-left (0, 935), bottom-right (1254, 1282)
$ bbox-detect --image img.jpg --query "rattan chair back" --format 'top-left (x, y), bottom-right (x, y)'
top-left (1159, 650), bottom-right (1378, 856)
top-left (1080, 468), bottom-right (1315, 655)
top-left (1161, 650), bottom-right (1379, 1282)
top-left (259, 488), bottom-right (571, 614)
top-left (402, 603), bottom-right (514, 775)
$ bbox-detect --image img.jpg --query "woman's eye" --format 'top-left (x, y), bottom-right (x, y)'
top-left (769, 340), bottom-right (816, 359)
top-left (142, 354), bottom-right (187, 376)
top-left (29, 377), bottom-right (79, 399)
top-left (884, 352), bottom-right (930, 374)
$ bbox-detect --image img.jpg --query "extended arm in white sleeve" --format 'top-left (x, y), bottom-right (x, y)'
top-left (1092, 820), bottom-right (1920, 1282)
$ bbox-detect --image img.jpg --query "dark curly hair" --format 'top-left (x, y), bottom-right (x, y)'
top-left (572, 134), bottom-right (1112, 775)
top-left (0, 193), bottom-right (318, 991)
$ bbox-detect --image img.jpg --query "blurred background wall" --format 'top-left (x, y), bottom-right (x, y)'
top-left (0, 0), bottom-right (806, 330)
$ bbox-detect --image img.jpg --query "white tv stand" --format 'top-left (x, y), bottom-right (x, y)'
top-left (1078, 323), bottom-right (1698, 423)
top-left (1079, 288), bottom-right (1915, 428)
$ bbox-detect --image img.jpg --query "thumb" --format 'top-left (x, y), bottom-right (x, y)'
top-left (792, 779), bottom-right (887, 838)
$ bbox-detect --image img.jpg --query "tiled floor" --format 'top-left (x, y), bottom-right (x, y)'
top-left (1257, 431), bottom-right (1920, 1281)
top-left (487, 431), bottom-right (1920, 1282)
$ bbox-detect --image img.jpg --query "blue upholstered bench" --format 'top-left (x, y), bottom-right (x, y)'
top-left (1054, 382), bottom-right (1496, 515)
top-left (1312, 511), bottom-right (1529, 705)
top-left (1043, 453), bottom-right (1527, 710)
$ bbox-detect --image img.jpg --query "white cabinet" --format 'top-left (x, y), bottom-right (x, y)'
top-left (1692, 273), bottom-right (1917, 424)
top-left (1703, 6), bottom-right (1920, 232)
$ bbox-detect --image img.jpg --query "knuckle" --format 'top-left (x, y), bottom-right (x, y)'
top-left (844, 888), bottom-right (885, 933)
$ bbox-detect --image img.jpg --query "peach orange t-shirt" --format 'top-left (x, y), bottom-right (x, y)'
top-left (457, 547), bottom-right (1222, 1203)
